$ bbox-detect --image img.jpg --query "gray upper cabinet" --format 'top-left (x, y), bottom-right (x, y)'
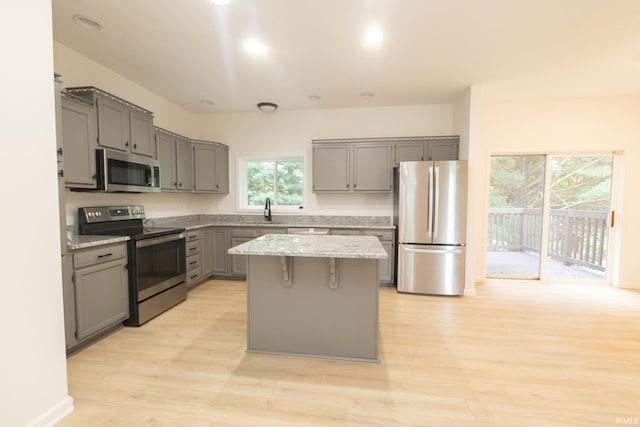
top-left (352, 143), bottom-right (392, 191)
top-left (60, 93), bottom-right (97, 189)
top-left (176, 138), bottom-right (193, 191)
top-left (313, 144), bottom-right (350, 191)
top-left (129, 109), bottom-right (155, 157)
top-left (155, 129), bottom-right (229, 194)
top-left (155, 129), bottom-right (178, 191)
top-left (426, 139), bottom-right (459, 161)
top-left (393, 136), bottom-right (460, 165)
top-left (312, 141), bottom-right (391, 192)
top-left (66, 87), bottom-right (155, 157)
top-left (193, 142), bottom-right (229, 193)
top-left (155, 129), bottom-right (194, 192)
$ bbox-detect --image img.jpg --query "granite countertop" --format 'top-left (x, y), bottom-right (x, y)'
top-left (148, 214), bottom-right (395, 231)
top-left (227, 234), bottom-right (388, 259)
top-left (67, 233), bottom-right (129, 251)
top-left (68, 214), bottom-right (394, 251)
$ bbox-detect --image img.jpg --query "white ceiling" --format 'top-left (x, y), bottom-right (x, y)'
top-left (52, 0), bottom-right (640, 113)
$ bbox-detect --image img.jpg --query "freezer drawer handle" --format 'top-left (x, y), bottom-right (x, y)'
top-left (404, 247), bottom-right (463, 255)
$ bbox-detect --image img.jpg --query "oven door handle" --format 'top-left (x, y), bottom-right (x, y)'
top-left (136, 232), bottom-right (186, 248)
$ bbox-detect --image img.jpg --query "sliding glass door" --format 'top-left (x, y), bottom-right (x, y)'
top-left (487, 154), bottom-right (615, 281)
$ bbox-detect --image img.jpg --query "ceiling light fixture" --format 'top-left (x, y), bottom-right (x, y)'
top-left (210, 0), bottom-right (231, 4)
top-left (360, 92), bottom-right (375, 98)
top-left (200, 99), bottom-right (215, 105)
top-left (308, 95), bottom-right (321, 100)
top-left (257, 102), bottom-right (278, 112)
top-left (243, 39), bottom-right (268, 55)
top-left (72, 15), bottom-right (101, 31)
top-left (364, 26), bottom-right (384, 45)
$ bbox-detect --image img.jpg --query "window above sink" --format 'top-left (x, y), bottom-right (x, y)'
top-left (237, 156), bottom-right (305, 212)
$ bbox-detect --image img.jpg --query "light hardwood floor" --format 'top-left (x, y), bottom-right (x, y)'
top-left (58, 280), bottom-right (640, 426)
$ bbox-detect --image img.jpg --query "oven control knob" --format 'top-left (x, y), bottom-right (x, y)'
top-left (87, 212), bottom-right (93, 218)
top-left (97, 212), bottom-right (102, 217)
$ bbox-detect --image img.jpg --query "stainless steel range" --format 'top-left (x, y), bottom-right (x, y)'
top-left (79, 205), bottom-right (187, 326)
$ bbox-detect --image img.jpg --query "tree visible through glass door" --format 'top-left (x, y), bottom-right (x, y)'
top-left (546, 156), bottom-right (612, 280)
top-left (486, 155), bottom-right (546, 279)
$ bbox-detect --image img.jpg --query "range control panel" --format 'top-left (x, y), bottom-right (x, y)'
top-left (79, 205), bottom-right (146, 224)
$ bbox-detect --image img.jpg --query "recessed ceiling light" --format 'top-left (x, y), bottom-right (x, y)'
top-left (210, 0), bottom-right (231, 4)
top-left (308, 95), bottom-right (321, 100)
top-left (360, 92), bottom-right (375, 98)
top-left (243, 39), bottom-right (268, 55)
top-left (200, 99), bottom-right (215, 105)
top-left (72, 15), bottom-right (101, 31)
top-left (364, 27), bottom-right (384, 45)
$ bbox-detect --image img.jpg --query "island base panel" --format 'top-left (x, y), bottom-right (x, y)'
top-left (247, 256), bottom-right (379, 362)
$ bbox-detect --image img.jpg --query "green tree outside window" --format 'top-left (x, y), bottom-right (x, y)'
top-left (246, 160), bottom-right (303, 207)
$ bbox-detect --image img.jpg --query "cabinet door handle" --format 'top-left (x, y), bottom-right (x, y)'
top-left (125, 141), bottom-right (129, 147)
top-left (57, 148), bottom-right (63, 156)
top-left (97, 253), bottom-right (113, 259)
top-left (189, 261), bottom-right (197, 265)
top-left (58, 170), bottom-right (64, 178)
top-left (133, 144), bottom-right (137, 149)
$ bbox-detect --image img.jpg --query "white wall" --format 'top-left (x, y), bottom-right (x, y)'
top-left (475, 94), bottom-right (640, 288)
top-left (195, 105), bottom-right (453, 216)
top-left (0, 1), bottom-right (72, 426)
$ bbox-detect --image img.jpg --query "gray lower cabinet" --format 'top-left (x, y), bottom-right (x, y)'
top-left (202, 227), bottom-right (231, 278)
top-left (64, 243), bottom-right (129, 352)
top-left (394, 137), bottom-right (459, 164)
top-left (60, 93), bottom-right (97, 189)
top-left (330, 228), bottom-right (395, 286)
top-left (312, 141), bottom-right (392, 193)
top-left (185, 230), bottom-right (202, 288)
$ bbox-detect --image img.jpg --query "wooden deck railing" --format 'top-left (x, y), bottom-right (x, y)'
top-left (487, 208), bottom-right (609, 272)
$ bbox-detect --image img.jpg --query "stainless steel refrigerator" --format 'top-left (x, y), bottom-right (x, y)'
top-left (394, 161), bottom-right (468, 295)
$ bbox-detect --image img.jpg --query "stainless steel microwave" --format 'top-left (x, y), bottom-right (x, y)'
top-left (96, 148), bottom-right (160, 193)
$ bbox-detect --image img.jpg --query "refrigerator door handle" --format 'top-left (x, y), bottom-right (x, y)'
top-left (428, 166), bottom-right (434, 239)
top-left (433, 166), bottom-right (439, 240)
top-left (403, 246), bottom-right (463, 255)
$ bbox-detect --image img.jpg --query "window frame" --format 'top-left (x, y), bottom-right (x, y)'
top-left (237, 156), bottom-right (305, 212)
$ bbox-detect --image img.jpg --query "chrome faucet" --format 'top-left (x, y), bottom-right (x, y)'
top-left (264, 197), bottom-right (272, 222)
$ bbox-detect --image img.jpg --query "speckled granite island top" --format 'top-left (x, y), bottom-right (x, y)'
top-left (227, 234), bottom-right (388, 259)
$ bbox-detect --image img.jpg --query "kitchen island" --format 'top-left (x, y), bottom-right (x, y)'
top-left (228, 234), bottom-right (388, 362)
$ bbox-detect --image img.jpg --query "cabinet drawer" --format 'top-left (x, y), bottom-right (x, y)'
top-left (186, 240), bottom-right (201, 255)
top-left (73, 244), bottom-right (127, 269)
top-left (185, 231), bottom-right (200, 241)
top-left (186, 253), bottom-right (201, 270)
top-left (186, 266), bottom-right (203, 286)
top-left (231, 228), bottom-right (258, 238)
top-left (362, 229), bottom-right (394, 241)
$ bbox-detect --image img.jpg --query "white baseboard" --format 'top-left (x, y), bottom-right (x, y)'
top-left (26, 396), bottom-right (74, 427)
top-left (614, 282), bottom-right (640, 289)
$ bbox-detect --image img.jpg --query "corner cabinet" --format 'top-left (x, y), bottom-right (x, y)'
top-left (66, 86), bottom-right (155, 157)
top-left (312, 141), bottom-right (392, 193)
top-left (193, 142), bottom-right (229, 193)
top-left (154, 128), bottom-right (193, 192)
top-left (154, 128), bottom-right (229, 194)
